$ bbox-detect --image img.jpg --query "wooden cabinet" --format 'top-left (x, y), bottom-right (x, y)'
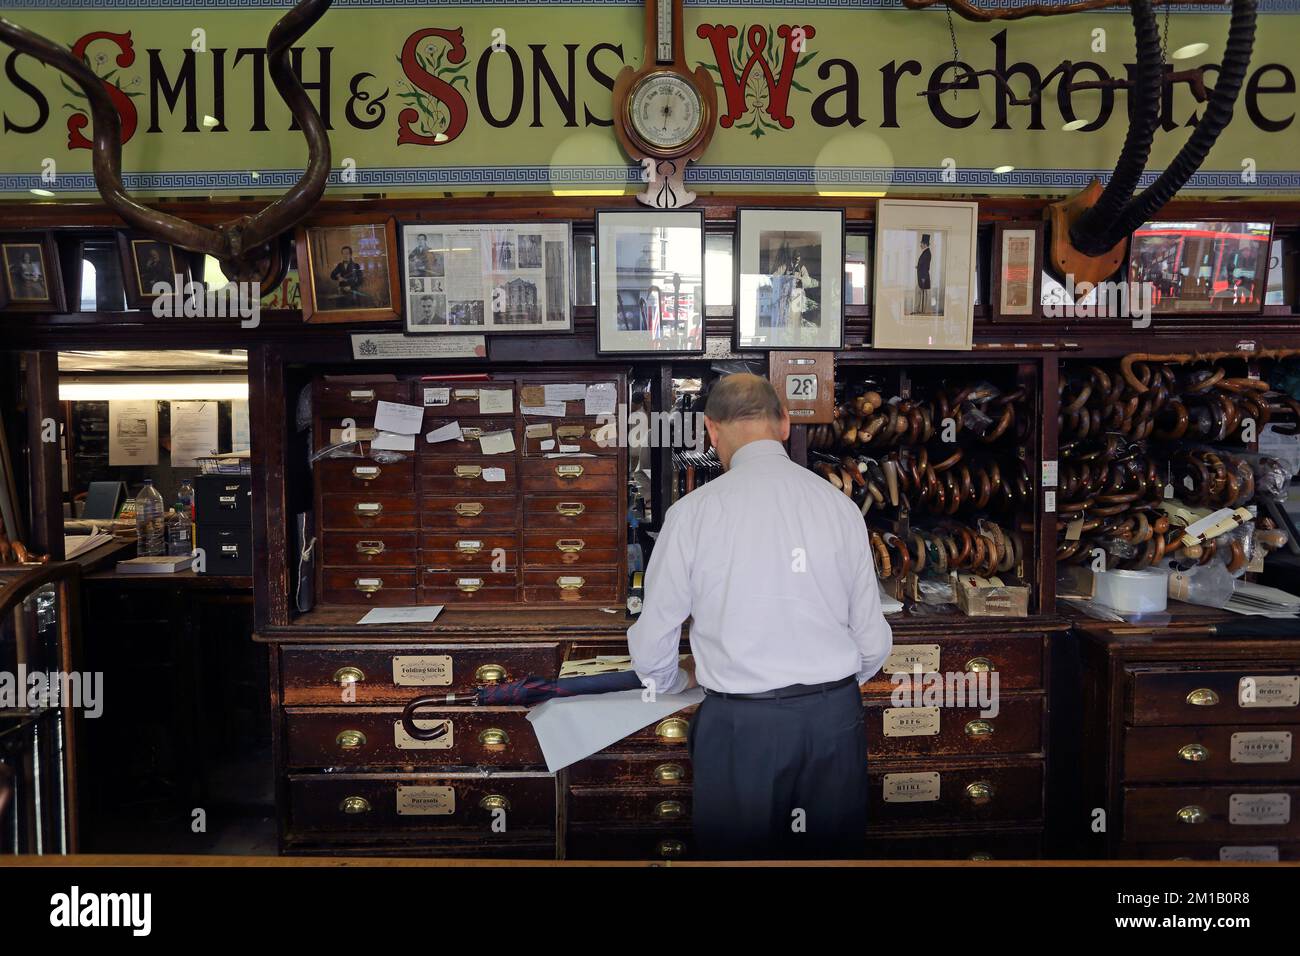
top-left (1078, 610), bottom-right (1300, 862)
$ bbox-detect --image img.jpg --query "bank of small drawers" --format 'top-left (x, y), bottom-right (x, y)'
top-left (313, 373), bottom-right (625, 609)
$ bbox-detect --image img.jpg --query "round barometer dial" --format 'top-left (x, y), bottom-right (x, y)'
top-left (628, 71), bottom-right (704, 153)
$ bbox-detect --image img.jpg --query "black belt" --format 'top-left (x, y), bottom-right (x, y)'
top-left (703, 674), bottom-right (857, 701)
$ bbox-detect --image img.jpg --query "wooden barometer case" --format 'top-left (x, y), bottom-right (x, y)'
top-left (612, 0), bottom-right (717, 208)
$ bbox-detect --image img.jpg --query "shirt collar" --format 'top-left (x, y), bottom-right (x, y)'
top-left (728, 439), bottom-right (789, 470)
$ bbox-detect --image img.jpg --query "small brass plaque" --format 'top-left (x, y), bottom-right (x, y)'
top-left (882, 706), bottom-right (940, 737)
top-left (883, 644), bottom-right (941, 676)
top-left (1229, 793), bottom-right (1291, 826)
top-left (882, 772), bottom-right (940, 803)
top-left (1220, 846), bottom-right (1280, 862)
top-left (394, 718), bottom-right (454, 750)
top-left (1231, 732), bottom-right (1293, 764)
top-left (396, 785), bottom-right (456, 816)
top-left (1239, 676), bottom-right (1300, 708)
top-left (392, 655), bottom-right (453, 687)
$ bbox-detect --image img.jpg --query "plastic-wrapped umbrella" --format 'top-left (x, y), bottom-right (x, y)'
top-left (400, 669), bottom-right (643, 741)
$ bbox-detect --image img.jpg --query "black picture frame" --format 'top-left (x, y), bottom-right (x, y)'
top-left (0, 231), bottom-right (64, 312)
top-left (1127, 220), bottom-right (1274, 316)
top-left (116, 232), bottom-right (190, 310)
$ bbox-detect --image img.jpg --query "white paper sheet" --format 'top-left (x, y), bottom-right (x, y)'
top-left (544, 383), bottom-right (585, 403)
top-left (521, 403), bottom-right (567, 417)
top-left (479, 429), bottom-right (516, 455)
top-left (425, 420), bottom-right (463, 444)
top-left (109, 400), bottom-right (159, 466)
top-left (169, 400), bottom-right (218, 468)
top-left (374, 400), bottom-right (425, 435)
top-left (526, 687), bottom-right (705, 773)
top-left (478, 389), bottom-right (513, 414)
top-left (584, 382), bottom-right (616, 416)
top-left (372, 431), bottom-right (416, 451)
top-left (231, 399), bottom-right (251, 453)
top-left (358, 605), bottom-right (445, 625)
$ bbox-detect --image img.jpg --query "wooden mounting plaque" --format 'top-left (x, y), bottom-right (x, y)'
top-left (770, 351), bottom-right (834, 423)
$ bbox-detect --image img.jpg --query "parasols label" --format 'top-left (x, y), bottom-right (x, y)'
top-left (392, 655), bottom-right (453, 686)
top-left (1238, 676), bottom-right (1300, 708)
top-left (396, 785), bottom-right (456, 816)
top-left (394, 718), bottom-right (454, 750)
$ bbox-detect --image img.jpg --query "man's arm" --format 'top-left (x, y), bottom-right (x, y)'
top-left (847, 517), bottom-right (893, 684)
top-left (627, 503), bottom-right (695, 695)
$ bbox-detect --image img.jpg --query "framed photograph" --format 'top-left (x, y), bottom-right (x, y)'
top-left (990, 220), bottom-right (1044, 321)
top-left (400, 222), bottom-right (572, 334)
top-left (1128, 220), bottom-right (1272, 315)
top-left (734, 208), bottom-right (844, 350)
top-left (871, 199), bottom-right (978, 351)
top-left (0, 232), bottom-right (63, 312)
top-left (298, 217), bottom-right (401, 324)
top-left (115, 233), bottom-right (188, 309)
top-left (596, 209), bottom-right (705, 355)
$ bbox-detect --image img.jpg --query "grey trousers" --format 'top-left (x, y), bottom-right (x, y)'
top-left (689, 678), bottom-right (868, 860)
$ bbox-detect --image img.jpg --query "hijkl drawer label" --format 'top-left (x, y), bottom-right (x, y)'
top-left (1230, 731), bottom-right (1293, 764)
top-left (1229, 793), bottom-right (1291, 826)
top-left (882, 707), bottom-right (941, 737)
top-left (396, 785), bottom-right (456, 815)
top-left (882, 772), bottom-right (941, 803)
top-left (883, 644), bottom-right (940, 676)
top-left (1239, 676), bottom-right (1300, 708)
top-left (1220, 845), bottom-right (1280, 862)
top-left (392, 655), bottom-right (453, 686)
top-left (394, 719), bottom-right (454, 750)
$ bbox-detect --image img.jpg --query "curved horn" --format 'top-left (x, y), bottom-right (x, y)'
top-left (0, 0), bottom-right (332, 280)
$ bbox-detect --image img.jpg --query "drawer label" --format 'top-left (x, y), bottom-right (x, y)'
top-left (882, 706), bottom-right (940, 737)
top-left (883, 644), bottom-right (940, 676)
top-left (392, 655), bottom-right (453, 686)
top-left (1220, 845), bottom-right (1280, 862)
top-left (396, 785), bottom-right (456, 815)
top-left (1239, 676), bottom-right (1300, 708)
top-left (882, 772), bottom-right (940, 803)
top-left (1229, 793), bottom-right (1291, 826)
top-left (394, 718), bottom-right (454, 750)
top-left (1230, 732), bottom-right (1293, 764)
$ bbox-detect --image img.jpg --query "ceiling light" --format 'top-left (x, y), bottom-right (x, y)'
top-left (202, 115), bottom-right (220, 128)
top-left (30, 188), bottom-right (55, 197)
top-left (1172, 42), bottom-right (1209, 61)
top-left (1062, 118), bottom-right (1089, 132)
top-left (993, 165), bottom-right (1015, 174)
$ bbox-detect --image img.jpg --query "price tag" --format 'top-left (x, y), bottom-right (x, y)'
top-left (1044, 490), bottom-right (1056, 513)
top-left (1042, 460), bottom-right (1058, 488)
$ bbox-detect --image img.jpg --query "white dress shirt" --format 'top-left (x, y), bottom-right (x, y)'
top-left (628, 438), bottom-right (893, 695)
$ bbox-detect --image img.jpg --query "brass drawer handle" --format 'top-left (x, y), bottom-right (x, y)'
top-left (1187, 688), bottom-right (1220, 707)
top-left (965, 781), bottom-right (994, 805)
top-left (556, 539), bottom-right (586, 553)
top-left (654, 762), bottom-right (684, 784)
top-left (556, 464), bottom-right (585, 479)
top-left (454, 502), bottom-right (484, 517)
top-left (454, 465), bottom-right (483, 479)
top-left (656, 717), bottom-right (689, 741)
top-left (351, 465), bottom-right (382, 481)
top-left (354, 577), bottom-right (383, 595)
top-left (556, 502), bottom-right (586, 516)
top-left (654, 800), bottom-right (685, 821)
top-left (965, 657), bottom-right (996, 674)
top-left (478, 727), bottom-right (510, 749)
top-left (355, 540), bottom-right (386, 556)
top-left (346, 388), bottom-right (376, 402)
top-left (965, 719), bottom-right (994, 737)
top-left (354, 501), bottom-right (383, 516)
top-left (658, 838), bottom-right (685, 859)
top-left (454, 388), bottom-right (480, 401)
top-left (557, 576), bottom-right (586, 591)
top-left (461, 427), bottom-right (484, 440)
top-left (339, 795), bottom-right (371, 814)
top-left (457, 577), bottom-right (484, 593)
top-left (556, 425), bottom-right (586, 440)
top-left (1178, 743), bottom-right (1210, 762)
top-left (332, 666), bottom-right (365, 686)
top-left (335, 729), bottom-right (367, 750)
top-left (1177, 805), bottom-right (1208, 824)
top-left (455, 539), bottom-right (484, 554)
top-left (475, 664), bottom-right (507, 683)
top-left (967, 851), bottom-right (994, 861)
top-left (479, 793), bottom-right (510, 812)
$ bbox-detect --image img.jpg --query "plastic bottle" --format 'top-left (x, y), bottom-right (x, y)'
top-left (167, 500), bottom-right (193, 556)
top-left (134, 479), bottom-right (166, 556)
top-left (177, 479), bottom-right (196, 520)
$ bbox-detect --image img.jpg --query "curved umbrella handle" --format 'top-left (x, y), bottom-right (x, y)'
top-left (401, 694), bottom-right (460, 740)
top-left (0, 0), bottom-right (333, 281)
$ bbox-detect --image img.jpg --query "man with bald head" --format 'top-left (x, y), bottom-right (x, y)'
top-left (627, 372), bottom-right (892, 859)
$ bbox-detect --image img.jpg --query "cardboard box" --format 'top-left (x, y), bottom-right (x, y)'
top-left (955, 573), bottom-right (1030, 617)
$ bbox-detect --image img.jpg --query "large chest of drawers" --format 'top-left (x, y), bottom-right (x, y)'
top-left (312, 371), bottom-right (627, 610)
top-left (1078, 612), bottom-right (1300, 861)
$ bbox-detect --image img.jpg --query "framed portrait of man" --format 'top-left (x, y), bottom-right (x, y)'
top-left (297, 217), bottom-right (402, 324)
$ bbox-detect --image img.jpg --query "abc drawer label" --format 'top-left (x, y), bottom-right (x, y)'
top-left (1238, 676), bottom-right (1300, 708)
top-left (882, 772), bottom-right (941, 803)
top-left (394, 719), bottom-right (454, 750)
top-left (396, 785), bottom-right (456, 816)
top-left (1230, 732), bottom-right (1293, 764)
top-left (1228, 793), bottom-right (1291, 826)
top-left (883, 644), bottom-right (940, 676)
top-left (392, 655), bottom-right (453, 686)
top-left (883, 707), bottom-right (941, 737)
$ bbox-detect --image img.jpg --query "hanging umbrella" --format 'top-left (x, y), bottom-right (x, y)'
top-left (400, 669), bottom-right (644, 741)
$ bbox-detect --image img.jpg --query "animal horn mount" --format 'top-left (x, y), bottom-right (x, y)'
top-left (0, 0), bottom-right (334, 286)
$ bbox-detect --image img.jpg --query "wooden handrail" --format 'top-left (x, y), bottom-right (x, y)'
top-left (0, 561), bottom-right (82, 619)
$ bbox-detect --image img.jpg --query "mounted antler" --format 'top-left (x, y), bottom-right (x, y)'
top-left (0, 0), bottom-right (333, 285)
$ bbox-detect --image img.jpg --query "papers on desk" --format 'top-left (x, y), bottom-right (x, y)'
top-left (64, 529), bottom-right (116, 559)
top-left (527, 686), bottom-right (706, 772)
top-left (358, 605), bottom-right (444, 625)
top-left (1224, 581), bottom-right (1300, 618)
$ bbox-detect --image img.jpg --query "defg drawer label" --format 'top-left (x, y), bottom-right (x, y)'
top-left (396, 785), bottom-right (456, 815)
top-left (394, 719), bottom-right (454, 750)
top-left (882, 706), bottom-right (940, 737)
top-left (1229, 793), bottom-right (1291, 826)
top-left (392, 655), bottom-right (453, 686)
top-left (883, 644), bottom-right (940, 676)
top-left (1238, 676), bottom-right (1300, 708)
top-left (882, 772), bottom-right (940, 803)
top-left (1230, 732), bottom-right (1293, 764)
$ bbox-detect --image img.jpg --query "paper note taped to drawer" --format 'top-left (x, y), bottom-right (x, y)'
top-left (526, 687), bottom-right (705, 773)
